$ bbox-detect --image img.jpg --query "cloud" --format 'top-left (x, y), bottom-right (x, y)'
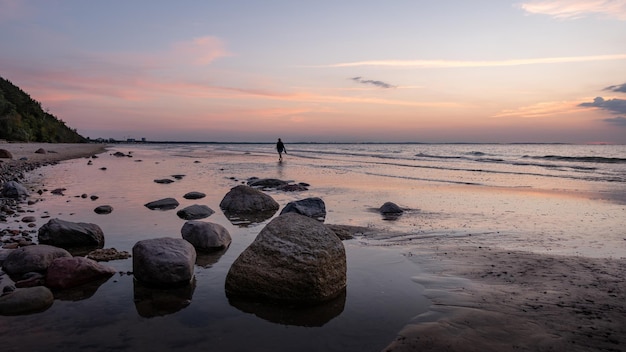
top-left (493, 100), bottom-right (581, 118)
top-left (350, 77), bottom-right (396, 89)
top-left (604, 83), bottom-right (626, 93)
top-left (520, 0), bottom-right (626, 20)
top-left (579, 96), bottom-right (626, 114)
top-left (603, 116), bottom-right (626, 126)
top-left (319, 54), bottom-right (626, 68)
top-left (171, 36), bottom-right (232, 66)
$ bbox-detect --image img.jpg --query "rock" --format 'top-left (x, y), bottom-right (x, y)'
top-left (46, 257), bottom-right (116, 289)
top-left (0, 286), bottom-right (54, 315)
top-left (34, 148), bottom-right (47, 154)
top-left (112, 151), bottom-right (127, 157)
top-left (38, 218), bottom-right (105, 248)
top-left (0, 149), bottom-right (13, 159)
top-left (225, 213), bottom-right (346, 304)
top-left (176, 204), bottom-right (214, 220)
top-left (154, 179), bottom-right (174, 184)
top-left (2, 244), bottom-right (72, 276)
top-left (50, 188), bottom-right (66, 195)
top-left (1, 181), bottom-right (29, 198)
top-left (277, 184), bottom-right (308, 192)
top-left (181, 220), bottom-right (231, 252)
top-left (144, 198), bottom-right (179, 210)
top-left (280, 197), bottom-right (326, 221)
top-left (132, 238), bottom-right (196, 287)
top-left (247, 178), bottom-right (288, 188)
top-left (21, 216), bottom-right (37, 223)
top-left (172, 174), bottom-right (185, 180)
top-left (183, 191), bottom-right (206, 200)
top-left (379, 201), bottom-right (403, 214)
top-left (87, 248), bottom-right (131, 261)
top-left (94, 205), bottom-right (113, 214)
top-left (219, 185), bottom-right (279, 213)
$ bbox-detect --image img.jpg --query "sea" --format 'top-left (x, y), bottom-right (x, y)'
top-left (2, 143), bottom-right (625, 351)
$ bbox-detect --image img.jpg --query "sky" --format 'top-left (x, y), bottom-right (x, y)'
top-left (1, 0), bottom-right (626, 143)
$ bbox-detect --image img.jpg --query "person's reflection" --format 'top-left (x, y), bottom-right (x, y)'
top-left (133, 278), bottom-right (196, 317)
top-left (227, 288), bottom-right (346, 327)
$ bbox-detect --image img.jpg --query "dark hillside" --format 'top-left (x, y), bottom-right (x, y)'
top-left (0, 76), bottom-right (86, 142)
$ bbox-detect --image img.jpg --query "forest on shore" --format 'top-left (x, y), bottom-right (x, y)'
top-left (0, 76), bottom-right (86, 143)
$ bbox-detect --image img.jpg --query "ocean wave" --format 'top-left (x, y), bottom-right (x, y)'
top-left (524, 155), bottom-right (626, 164)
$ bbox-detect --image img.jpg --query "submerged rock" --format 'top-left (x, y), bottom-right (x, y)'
top-left (379, 202), bottom-right (403, 214)
top-left (94, 205), bottom-right (113, 214)
top-left (183, 191), bottom-right (206, 200)
top-left (144, 198), bottom-right (179, 210)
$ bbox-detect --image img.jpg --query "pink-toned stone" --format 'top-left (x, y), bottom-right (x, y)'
top-left (46, 256), bottom-right (116, 289)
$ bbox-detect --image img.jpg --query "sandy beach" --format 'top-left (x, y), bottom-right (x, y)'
top-left (0, 142), bottom-right (107, 164)
top-left (1, 142), bottom-right (625, 351)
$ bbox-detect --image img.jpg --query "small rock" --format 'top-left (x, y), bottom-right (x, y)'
top-left (94, 205), bottom-right (113, 215)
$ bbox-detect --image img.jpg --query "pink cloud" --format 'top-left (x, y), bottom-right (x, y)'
top-left (520, 0), bottom-right (626, 20)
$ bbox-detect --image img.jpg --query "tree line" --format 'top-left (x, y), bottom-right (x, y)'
top-left (0, 76), bottom-right (86, 143)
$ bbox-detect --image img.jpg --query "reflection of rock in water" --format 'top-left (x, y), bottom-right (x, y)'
top-left (195, 248), bottom-right (228, 268)
top-left (52, 276), bottom-right (113, 301)
top-left (222, 210), bottom-right (276, 227)
top-left (133, 278), bottom-right (196, 318)
top-left (228, 288), bottom-right (346, 327)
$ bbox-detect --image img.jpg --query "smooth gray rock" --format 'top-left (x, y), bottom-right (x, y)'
top-left (133, 238), bottom-right (196, 286)
top-left (144, 198), bottom-right (179, 210)
top-left (280, 197), bottom-right (326, 221)
top-left (2, 244), bottom-right (72, 276)
top-left (0, 286), bottom-right (54, 315)
top-left (219, 185), bottom-right (279, 213)
top-left (176, 204), bottom-right (214, 220)
top-left (46, 256), bottom-right (116, 289)
top-left (225, 213), bottom-right (346, 304)
top-left (181, 221), bottom-right (231, 252)
top-left (38, 218), bottom-right (105, 248)
top-left (1, 181), bottom-right (29, 198)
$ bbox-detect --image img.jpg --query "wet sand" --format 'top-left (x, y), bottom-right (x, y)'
top-left (2, 143), bottom-right (625, 351)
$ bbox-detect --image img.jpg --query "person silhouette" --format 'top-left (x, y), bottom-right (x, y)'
top-left (276, 138), bottom-right (286, 161)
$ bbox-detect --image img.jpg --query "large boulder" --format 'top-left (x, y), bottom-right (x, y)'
top-left (38, 218), bottom-right (105, 248)
top-left (1, 181), bottom-right (29, 198)
top-left (181, 221), bottom-right (231, 252)
top-left (2, 244), bottom-right (72, 276)
top-left (0, 286), bottom-right (54, 315)
top-left (46, 257), bottom-right (116, 289)
top-left (225, 213), bottom-right (346, 305)
top-left (280, 197), bottom-right (327, 221)
top-left (219, 185), bottom-right (279, 214)
top-left (144, 198), bottom-right (179, 210)
top-left (132, 238), bottom-right (196, 287)
top-left (176, 204), bottom-right (214, 220)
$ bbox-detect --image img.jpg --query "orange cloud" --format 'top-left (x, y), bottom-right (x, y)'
top-left (493, 100), bottom-right (587, 118)
top-left (170, 36), bottom-right (232, 66)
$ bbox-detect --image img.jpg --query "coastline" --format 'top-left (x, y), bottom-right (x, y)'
top-left (1, 142), bottom-right (625, 351)
top-left (0, 142), bottom-right (109, 182)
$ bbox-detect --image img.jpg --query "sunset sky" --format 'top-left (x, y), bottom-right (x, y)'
top-left (1, 0), bottom-right (626, 143)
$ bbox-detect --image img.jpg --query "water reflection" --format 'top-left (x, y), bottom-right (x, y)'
top-left (222, 210), bottom-right (277, 227)
top-left (133, 277), bottom-right (196, 318)
top-left (195, 248), bottom-right (228, 268)
top-left (53, 276), bottom-right (113, 301)
top-left (228, 288), bottom-right (346, 327)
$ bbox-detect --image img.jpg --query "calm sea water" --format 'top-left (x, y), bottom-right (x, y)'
top-left (2, 143), bottom-right (625, 351)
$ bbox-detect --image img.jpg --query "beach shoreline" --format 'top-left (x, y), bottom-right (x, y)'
top-left (1, 142), bottom-right (625, 351)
